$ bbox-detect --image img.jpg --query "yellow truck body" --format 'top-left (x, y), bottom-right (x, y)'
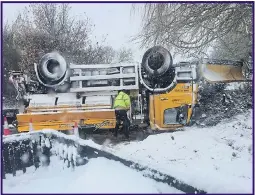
top-left (149, 83), bottom-right (198, 130)
top-left (17, 105), bottom-right (116, 132)
top-left (17, 83), bottom-right (198, 132)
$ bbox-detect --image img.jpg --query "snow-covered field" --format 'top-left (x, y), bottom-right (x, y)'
top-left (104, 110), bottom-right (253, 193)
top-left (3, 110), bottom-right (253, 193)
top-left (3, 156), bottom-right (182, 194)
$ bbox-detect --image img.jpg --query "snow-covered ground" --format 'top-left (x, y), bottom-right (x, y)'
top-left (225, 82), bottom-right (244, 91)
top-left (104, 110), bottom-right (253, 193)
top-left (3, 156), bottom-right (182, 194)
top-left (3, 110), bottom-right (253, 193)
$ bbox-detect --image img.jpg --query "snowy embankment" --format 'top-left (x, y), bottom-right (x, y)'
top-left (105, 110), bottom-right (253, 193)
top-left (3, 110), bottom-right (253, 193)
top-left (3, 156), bottom-right (182, 193)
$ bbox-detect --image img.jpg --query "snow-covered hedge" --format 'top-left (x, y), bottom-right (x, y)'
top-left (196, 80), bottom-right (252, 126)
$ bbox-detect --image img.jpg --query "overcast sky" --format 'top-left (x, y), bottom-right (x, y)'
top-left (2, 2), bottom-right (148, 62)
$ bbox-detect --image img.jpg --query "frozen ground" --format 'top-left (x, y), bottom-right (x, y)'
top-left (3, 156), bottom-right (182, 194)
top-left (3, 110), bottom-right (253, 193)
top-left (104, 110), bottom-right (253, 193)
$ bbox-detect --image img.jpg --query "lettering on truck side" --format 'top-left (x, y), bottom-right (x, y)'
top-left (59, 124), bottom-right (73, 128)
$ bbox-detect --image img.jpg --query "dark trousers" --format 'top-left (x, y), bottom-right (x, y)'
top-left (114, 110), bottom-right (130, 138)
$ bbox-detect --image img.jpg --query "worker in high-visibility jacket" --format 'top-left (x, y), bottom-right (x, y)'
top-left (113, 90), bottom-right (131, 139)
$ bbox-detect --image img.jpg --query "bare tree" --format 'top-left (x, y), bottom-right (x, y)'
top-left (211, 32), bottom-right (251, 60)
top-left (133, 3), bottom-right (252, 59)
top-left (3, 24), bottom-right (22, 103)
top-left (89, 45), bottom-right (115, 64)
top-left (78, 45), bottom-right (133, 64)
top-left (71, 43), bottom-right (116, 64)
top-left (11, 3), bottom-right (92, 71)
top-left (115, 47), bottom-right (134, 63)
top-left (3, 24), bottom-right (21, 71)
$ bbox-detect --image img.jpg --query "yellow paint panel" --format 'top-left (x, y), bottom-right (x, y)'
top-left (149, 83), bottom-right (197, 130)
top-left (17, 110), bottom-right (116, 132)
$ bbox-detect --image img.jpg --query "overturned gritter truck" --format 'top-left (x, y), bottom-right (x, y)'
top-left (6, 46), bottom-right (251, 139)
top-left (2, 46), bottom-right (252, 193)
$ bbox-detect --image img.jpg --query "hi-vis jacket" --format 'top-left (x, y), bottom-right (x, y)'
top-left (113, 91), bottom-right (131, 110)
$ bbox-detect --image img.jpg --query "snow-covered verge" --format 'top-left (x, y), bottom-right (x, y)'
top-left (105, 110), bottom-right (253, 193)
top-left (3, 129), bottom-right (205, 194)
top-left (3, 110), bottom-right (252, 193)
top-left (3, 156), bottom-right (182, 193)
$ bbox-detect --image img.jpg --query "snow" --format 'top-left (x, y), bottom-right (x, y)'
top-left (3, 133), bottom-right (36, 143)
top-left (105, 110), bottom-right (253, 193)
top-left (44, 137), bottom-right (51, 148)
top-left (3, 111), bottom-right (252, 193)
top-left (20, 153), bottom-right (30, 164)
top-left (225, 82), bottom-right (244, 91)
top-left (27, 93), bottom-right (112, 107)
top-left (27, 105), bottom-right (112, 112)
top-left (28, 94), bottom-right (62, 106)
top-left (8, 124), bottom-right (15, 128)
top-left (85, 95), bottom-right (112, 105)
top-left (21, 108), bottom-right (114, 115)
top-left (2, 129), bottom-right (97, 149)
top-left (3, 156), bottom-right (182, 193)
